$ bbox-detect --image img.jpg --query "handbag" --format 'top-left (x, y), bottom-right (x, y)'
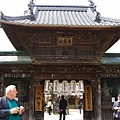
top-left (57, 109), bottom-right (63, 114)
top-left (78, 103), bottom-right (82, 108)
top-left (57, 109), bottom-right (61, 113)
top-left (78, 101), bottom-right (82, 108)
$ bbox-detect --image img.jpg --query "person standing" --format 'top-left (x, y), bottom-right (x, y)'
top-left (0, 85), bottom-right (24, 120)
top-left (59, 95), bottom-right (67, 120)
top-left (47, 99), bottom-right (52, 115)
top-left (112, 94), bottom-right (120, 120)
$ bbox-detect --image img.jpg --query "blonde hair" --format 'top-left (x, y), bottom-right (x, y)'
top-left (5, 85), bottom-right (16, 95)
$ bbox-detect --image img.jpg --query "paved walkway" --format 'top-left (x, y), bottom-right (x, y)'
top-left (44, 109), bottom-right (83, 120)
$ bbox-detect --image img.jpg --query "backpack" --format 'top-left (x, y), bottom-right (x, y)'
top-left (78, 101), bottom-right (82, 108)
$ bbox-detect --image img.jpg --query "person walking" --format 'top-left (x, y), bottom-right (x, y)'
top-left (59, 95), bottom-right (67, 120)
top-left (78, 97), bottom-right (83, 114)
top-left (0, 85), bottom-right (24, 120)
top-left (112, 94), bottom-right (120, 120)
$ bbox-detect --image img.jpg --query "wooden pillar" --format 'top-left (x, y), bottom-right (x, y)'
top-left (29, 76), bottom-right (35, 120)
top-left (42, 81), bottom-right (45, 120)
top-left (84, 80), bottom-right (94, 120)
top-left (96, 77), bottom-right (101, 120)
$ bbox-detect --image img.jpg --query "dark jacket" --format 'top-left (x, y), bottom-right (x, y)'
top-left (59, 98), bottom-right (67, 110)
top-left (0, 96), bottom-right (20, 120)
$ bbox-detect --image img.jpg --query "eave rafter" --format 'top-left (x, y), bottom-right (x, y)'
top-left (1, 23), bottom-right (120, 65)
top-left (91, 31), bottom-right (117, 58)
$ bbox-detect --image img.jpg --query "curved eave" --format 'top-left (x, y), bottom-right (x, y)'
top-left (1, 20), bottom-right (120, 30)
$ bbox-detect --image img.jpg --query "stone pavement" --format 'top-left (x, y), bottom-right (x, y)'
top-left (44, 109), bottom-right (83, 120)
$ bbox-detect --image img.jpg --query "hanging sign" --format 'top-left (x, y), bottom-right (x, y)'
top-left (85, 85), bottom-right (93, 111)
top-left (35, 85), bottom-right (43, 111)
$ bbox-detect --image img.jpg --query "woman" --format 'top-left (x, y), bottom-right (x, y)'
top-left (47, 99), bottom-right (52, 115)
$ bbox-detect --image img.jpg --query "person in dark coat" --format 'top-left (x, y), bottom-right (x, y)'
top-left (59, 95), bottom-right (67, 120)
top-left (0, 85), bottom-right (24, 120)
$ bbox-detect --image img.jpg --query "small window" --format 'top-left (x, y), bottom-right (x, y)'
top-left (62, 51), bottom-right (68, 56)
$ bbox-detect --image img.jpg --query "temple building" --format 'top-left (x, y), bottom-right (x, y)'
top-left (0, 0), bottom-right (120, 120)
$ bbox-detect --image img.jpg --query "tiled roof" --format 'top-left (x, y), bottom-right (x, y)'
top-left (0, 51), bottom-right (31, 64)
top-left (0, 5), bottom-right (120, 27)
top-left (101, 57), bottom-right (120, 64)
top-left (101, 53), bottom-right (120, 64)
top-left (0, 56), bottom-right (32, 64)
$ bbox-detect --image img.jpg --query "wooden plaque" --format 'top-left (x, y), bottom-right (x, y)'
top-left (35, 85), bottom-right (43, 111)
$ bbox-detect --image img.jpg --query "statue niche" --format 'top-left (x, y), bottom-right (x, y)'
top-left (101, 81), bottom-right (112, 102)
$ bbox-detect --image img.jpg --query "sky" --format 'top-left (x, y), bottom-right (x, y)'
top-left (0, 0), bottom-right (120, 53)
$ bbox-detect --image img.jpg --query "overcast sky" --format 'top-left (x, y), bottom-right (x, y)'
top-left (0, 0), bottom-right (120, 52)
